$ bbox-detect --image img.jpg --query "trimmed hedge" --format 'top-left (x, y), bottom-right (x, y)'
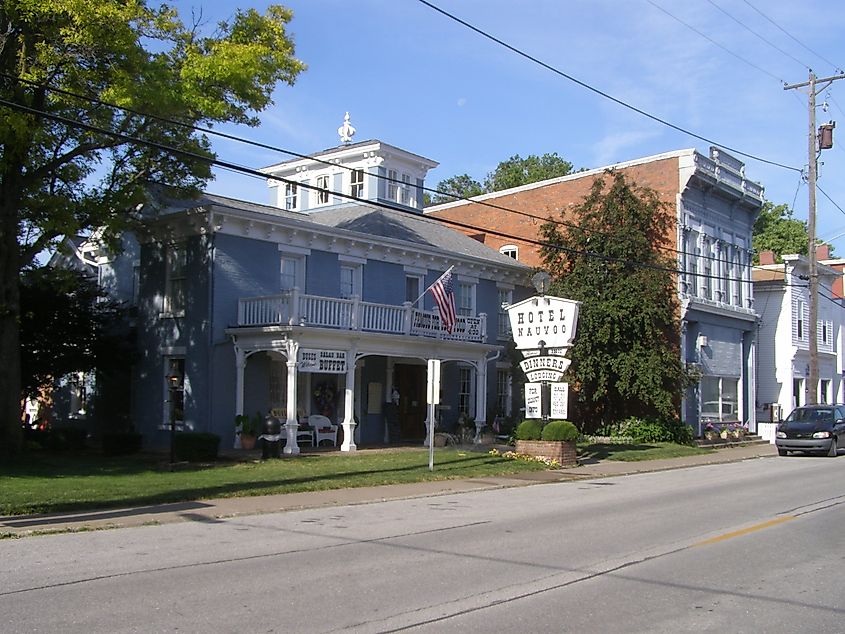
top-left (174, 432), bottom-right (221, 462)
top-left (541, 420), bottom-right (579, 442)
top-left (515, 419), bottom-right (543, 440)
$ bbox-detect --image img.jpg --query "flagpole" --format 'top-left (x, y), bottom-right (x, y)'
top-left (411, 265), bottom-right (454, 307)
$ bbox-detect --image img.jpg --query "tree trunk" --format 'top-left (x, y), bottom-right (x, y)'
top-left (0, 197), bottom-right (22, 459)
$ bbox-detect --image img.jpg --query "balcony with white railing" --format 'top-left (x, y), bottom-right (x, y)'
top-left (237, 290), bottom-right (487, 343)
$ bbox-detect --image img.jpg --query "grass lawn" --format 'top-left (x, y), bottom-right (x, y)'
top-left (0, 447), bottom-right (550, 517)
top-left (578, 442), bottom-right (712, 462)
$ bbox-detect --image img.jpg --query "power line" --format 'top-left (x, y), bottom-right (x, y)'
top-left (817, 183), bottom-right (845, 218)
top-left (704, 0), bottom-right (811, 71)
top-left (2, 72), bottom-right (753, 270)
top-left (0, 94), bottom-right (756, 288)
top-left (646, 0), bottom-right (787, 83)
top-left (415, 0), bottom-right (801, 173)
top-left (741, 0), bottom-right (842, 74)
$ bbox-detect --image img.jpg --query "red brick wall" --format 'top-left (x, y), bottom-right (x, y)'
top-left (426, 157), bottom-right (682, 268)
top-left (515, 439), bottom-right (577, 466)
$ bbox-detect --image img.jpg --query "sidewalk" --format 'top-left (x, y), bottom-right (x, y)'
top-left (0, 442), bottom-right (777, 537)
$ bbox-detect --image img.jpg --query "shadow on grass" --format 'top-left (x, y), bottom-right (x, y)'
top-left (1, 449), bottom-right (521, 517)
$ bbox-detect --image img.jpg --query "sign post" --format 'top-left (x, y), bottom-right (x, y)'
top-left (426, 358), bottom-right (441, 471)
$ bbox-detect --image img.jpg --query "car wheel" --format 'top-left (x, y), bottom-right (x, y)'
top-left (828, 437), bottom-right (838, 457)
top-left (777, 448), bottom-right (788, 456)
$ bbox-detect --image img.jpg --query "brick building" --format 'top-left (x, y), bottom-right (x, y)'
top-left (426, 148), bottom-right (765, 434)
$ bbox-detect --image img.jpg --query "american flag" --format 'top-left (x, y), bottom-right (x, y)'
top-left (430, 267), bottom-right (457, 334)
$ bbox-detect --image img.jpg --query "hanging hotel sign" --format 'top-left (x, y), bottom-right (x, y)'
top-left (298, 348), bottom-right (347, 373)
top-left (506, 295), bottom-right (580, 350)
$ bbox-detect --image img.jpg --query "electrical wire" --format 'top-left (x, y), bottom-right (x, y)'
top-left (2, 72), bottom-right (755, 271)
top-left (415, 0), bottom-right (801, 173)
top-left (817, 184), bottom-right (845, 218)
top-left (646, 0), bottom-right (787, 83)
top-left (741, 0), bottom-right (843, 74)
top-left (704, 0), bottom-right (811, 71)
top-left (0, 94), bottom-right (758, 288)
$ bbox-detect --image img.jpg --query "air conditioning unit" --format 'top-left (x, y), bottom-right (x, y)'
top-left (770, 403), bottom-right (782, 423)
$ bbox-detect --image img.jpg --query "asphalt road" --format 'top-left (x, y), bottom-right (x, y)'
top-left (3, 453), bottom-right (844, 633)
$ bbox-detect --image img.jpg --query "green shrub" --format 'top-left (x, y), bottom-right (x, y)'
top-left (102, 431), bottom-right (143, 456)
top-left (174, 432), bottom-right (220, 462)
top-left (669, 420), bottom-right (694, 445)
top-left (515, 419), bottom-right (543, 440)
top-left (622, 417), bottom-right (672, 443)
top-left (620, 416), bottom-right (694, 445)
top-left (541, 420), bottom-right (580, 442)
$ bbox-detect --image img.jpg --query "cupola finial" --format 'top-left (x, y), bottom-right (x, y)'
top-left (338, 112), bottom-right (356, 144)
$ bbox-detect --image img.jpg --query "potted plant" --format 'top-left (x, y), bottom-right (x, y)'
top-left (235, 412), bottom-right (261, 450)
top-left (703, 423), bottom-right (719, 441)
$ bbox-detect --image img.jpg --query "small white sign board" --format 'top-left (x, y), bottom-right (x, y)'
top-left (525, 383), bottom-right (543, 419)
top-left (550, 383), bottom-right (569, 419)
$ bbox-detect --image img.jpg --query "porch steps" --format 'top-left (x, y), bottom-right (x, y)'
top-left (694, 434), bottom-right (770, 449)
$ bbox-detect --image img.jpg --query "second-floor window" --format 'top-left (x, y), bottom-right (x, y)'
top-left (497, 287), bottom-right (512, 339)
top-left (350, 169), bottom-right (364, 198)
top-left (457, 282), bottom-right (475, 317)
top-left (797, 301), bottom-right (805, 340)
top-left (405, 275), bottom-right (422, 304)
top-left (284, 183), bottom-right (298, 210)
top-left (387, 169), bottom-right (398, 202)
top-left (165, 243), bottom-right (186, 314)
top-left (315, 174), bottom-right (330, 205)
top-left (280, 256), bottom-right (300, 291)
top-left (399, 173), bottom-right (412, 206)
top-left (340, 264), bottom-right (362, 299)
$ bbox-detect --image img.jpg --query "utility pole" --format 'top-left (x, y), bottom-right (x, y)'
top-left (784, 71), bottom-right (845, 405)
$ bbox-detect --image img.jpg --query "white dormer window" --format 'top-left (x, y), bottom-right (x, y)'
top-left (350, 168), bottom-right (364, 198)
top-left (387, 169), bottom-right (398, 202)
top-left (315, 174), bottom-right (330, 205)
top-left (499, 245), bottom-right (518, 259)
top-left (284, 183), bottom-right (298, 210)
top-left (400, 173), bottom-right (412, 206)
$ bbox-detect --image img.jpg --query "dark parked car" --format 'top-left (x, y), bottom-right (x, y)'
top-left (776, 405), bottom-right (845, 457)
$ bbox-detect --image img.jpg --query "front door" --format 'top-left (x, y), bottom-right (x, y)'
top-left (396, 363), bottom-right (426, 441)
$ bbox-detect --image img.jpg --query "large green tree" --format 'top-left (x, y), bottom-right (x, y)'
top-left (484, 152), bottom-right (575, 192)
top-left (428, 152), bottom-right (577, 206)
top-left (751, 201), bottom-right (810, 263)
top-left (540, 171), bottom-right (692, 432)
top-left (0, 1), bottom-right (305, 457)
top-left (20, 267), bottom-right (129, 400)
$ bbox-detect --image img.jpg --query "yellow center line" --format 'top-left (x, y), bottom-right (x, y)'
top-left (693, 516), bottom-right (797, 547)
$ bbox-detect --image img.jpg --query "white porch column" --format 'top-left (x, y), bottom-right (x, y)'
top-left (341, 348), bottom-right (358, 452)
top-left (284, 340), bottom-right (300, 455)
top-left (474, 356), bottom-right (488, 443)
top-left (233, 344), bottom-right (246, 449)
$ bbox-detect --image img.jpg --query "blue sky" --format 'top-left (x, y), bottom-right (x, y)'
top-left (175, 0), bottom-right (845, 251)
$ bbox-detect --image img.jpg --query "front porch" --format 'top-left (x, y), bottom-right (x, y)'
top-left (227, 292), bottom-right (499, 457)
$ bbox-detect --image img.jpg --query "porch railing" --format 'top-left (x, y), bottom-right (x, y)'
top-left (237, 290), bottom-right (487, 343)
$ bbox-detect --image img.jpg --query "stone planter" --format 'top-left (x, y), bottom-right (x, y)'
top-left (515, 440), bottom-right (577, 467)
